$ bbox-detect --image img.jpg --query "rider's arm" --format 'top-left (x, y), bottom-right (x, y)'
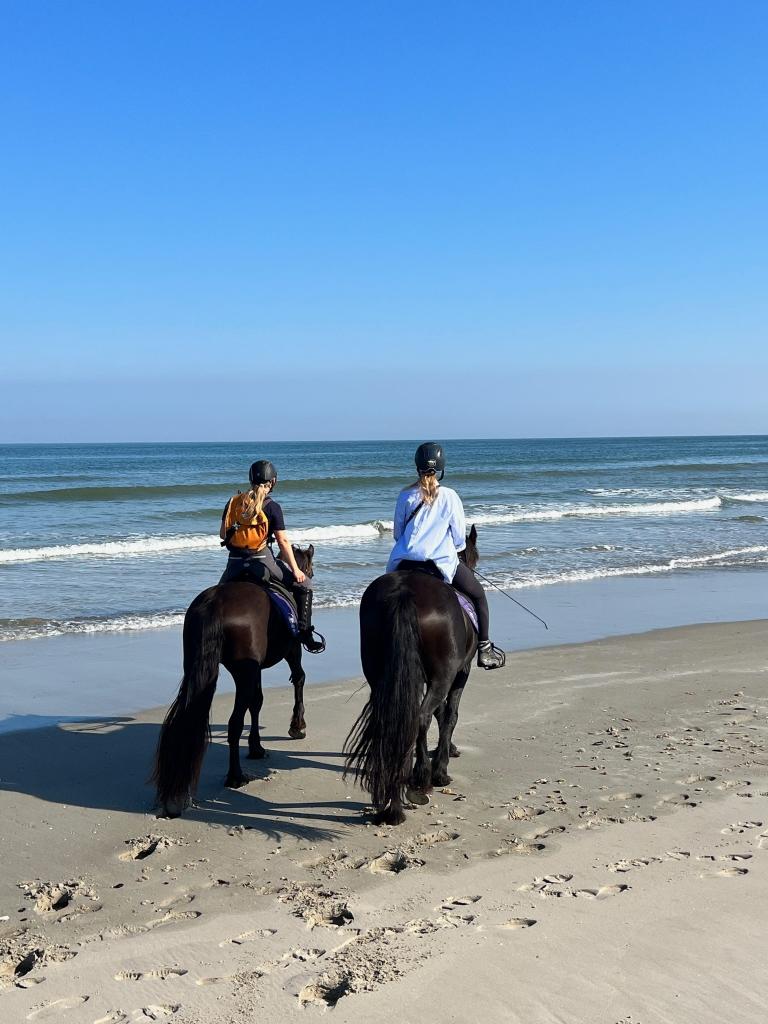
top-left (392, 492), bottom-right (407, 541)
top-left (448, 492), bottom-right (467, 551)
top-left (219, 501), bottom-right (230, 542)
top-left (273, 530), bottom-right (307, 584)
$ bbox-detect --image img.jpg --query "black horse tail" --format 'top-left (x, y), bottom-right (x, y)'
top-left (152, 589), bottom-right (223, 814)
top-left (344, 581), bottom-right (425, 822)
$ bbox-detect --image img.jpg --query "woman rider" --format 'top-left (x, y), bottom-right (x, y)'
top-left (219, 459), bottom-right (325, 654)
top-left (386, 442), bottom-right (505, 669)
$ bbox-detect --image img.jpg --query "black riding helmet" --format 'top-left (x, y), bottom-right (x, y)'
top-left (414, 441), bottom-right (445, 480)
top-left (249, 460), bottom-right (278, 488)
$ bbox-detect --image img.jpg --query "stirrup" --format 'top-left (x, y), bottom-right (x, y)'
top-left (300, 627), bottom-right (326, 654)
top-left (477, 641), bottom-right (505, 670)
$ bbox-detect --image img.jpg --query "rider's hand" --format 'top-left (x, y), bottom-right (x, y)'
top-left (294, 569), bottom-right (307, 585)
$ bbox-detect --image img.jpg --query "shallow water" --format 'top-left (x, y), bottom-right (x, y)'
top-left (1, 436), bottom-right (767, 641)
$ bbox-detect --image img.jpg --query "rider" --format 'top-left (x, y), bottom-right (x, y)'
top-left (219, 460), bottom-right (326, 654)
top-left (386, 442), bottom-right (505, 669)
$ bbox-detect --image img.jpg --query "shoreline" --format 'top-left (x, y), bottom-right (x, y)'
top-left (2, 567), bottom-right (768, 734)
top-left (1, 618), bottom-right (767, 1021)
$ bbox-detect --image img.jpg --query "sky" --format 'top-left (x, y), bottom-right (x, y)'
top-left (1, 1), bottom-right (767, 442)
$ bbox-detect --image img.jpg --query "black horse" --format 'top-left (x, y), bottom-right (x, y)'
top-left (344, 526), bottom-right (483, 825)
top-left (152, 546), bottom-right (316, 817)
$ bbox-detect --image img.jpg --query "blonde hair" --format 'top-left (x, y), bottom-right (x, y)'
top-left (240, 481), bottom-right (271, 521)
top-left (404, 472), bottom-right (439, 506)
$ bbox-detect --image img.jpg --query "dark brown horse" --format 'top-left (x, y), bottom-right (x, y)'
top-left (152, 546), bottom-right (316, 817)
top-left (344, 527), bottom-right (482, 825)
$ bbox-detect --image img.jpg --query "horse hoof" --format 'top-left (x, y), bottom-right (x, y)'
top-left (288, 728), bottom-right (306, 740)
top-left (246, 748), bottom-right (268, 760)
top-left (224, 772), bottom-right (253, 788)
top-left (159, 800), bottom-right (185, 819)
top-left (432, 774), bottom-right (452, 787)
top-left (449, 744), bottom-right (461, 758)
top-left (374, 807), bottom-right (407, 826)
top-left (405, 788), bottom-right (430, 806)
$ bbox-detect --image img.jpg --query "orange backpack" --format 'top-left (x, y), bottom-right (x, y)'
top-left (222, 491), bottom-right (270, 551)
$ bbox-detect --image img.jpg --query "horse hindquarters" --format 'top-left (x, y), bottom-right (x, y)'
top-left (152, 589), bottom-right (224, 815)
top-left (345, 579), bottom-right (425, 825)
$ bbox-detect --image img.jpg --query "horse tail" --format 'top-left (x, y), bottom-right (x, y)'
top-left (151, 589), bottom-right (223, 814)
top-left (344, 580), bottom-right (425, 816)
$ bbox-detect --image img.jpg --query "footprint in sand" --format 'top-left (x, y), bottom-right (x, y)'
top-left (219, 928), bottom-right (276, 947)
top-left (499, 918), bottom-right (536, 930)
top-left (698, 853), bottom-right (752, 863)
top-left (714, 867), bottom-right (749, 878)
top-left (576, 885), bottom-right (628, 899)
top-left (658, 793), bottom-right (698, 808)
top-left (441, 895), bottom-right (482, 909)
top-left (134, 1007), bottom-right (180, 1021)
top-left (93, 1013), bottom-right (129, 1024)
top-left (608, 857), bottom-right (662, 873)
top-left (150, 910), bottom-right (201, 927)
top-left (721, 821), bottom-right (763, 835)
top-left (282, 948), bottom-right (325, 962)
top-left (114, 969), bottom-right (187, 982)
top-left (119, 836), bottom-right (181, 862)
top-left (678, 774), bottom-right (717, 785)
top-left (602, 793), bottom-right (643, 803)
top-left (415, 829), bottom-right (460, 845)
top-left (26, 997), bottom-right (89, 1019)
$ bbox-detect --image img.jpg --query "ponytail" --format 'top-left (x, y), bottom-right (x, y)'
top-left (404, 472), bottom-right (439, 506)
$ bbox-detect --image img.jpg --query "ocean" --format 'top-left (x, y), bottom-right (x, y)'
top-left (1, 436), bottom-right (767, 644)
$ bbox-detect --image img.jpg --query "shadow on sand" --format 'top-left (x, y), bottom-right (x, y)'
top-left (0, 714), bottom-right (367, 843)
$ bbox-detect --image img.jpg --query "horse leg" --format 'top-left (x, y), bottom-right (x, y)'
top-left (243, 663), bottom-right (268, 760)
top-left (224, 660), bottom-right (261, 786)
top-left (284, 640), bottom-right (307, 739)
top-left (432, 668), bottom-right (469, 787)
top-left (409, 687), bottom-right (446, 798)
top-left (433, 708), bottom-right (461, 758)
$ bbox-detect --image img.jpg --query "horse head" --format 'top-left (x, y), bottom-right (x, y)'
top-left (293, 543), bottom-right (315, 578)
top-left (459, 524), bottom-right (479, 570)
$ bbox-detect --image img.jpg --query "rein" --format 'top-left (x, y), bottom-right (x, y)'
top-left (472, 567), bottom-right (549, 630)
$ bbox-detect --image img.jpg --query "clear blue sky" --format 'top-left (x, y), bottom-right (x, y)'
top-left (1, 1), bottom-right (766, 441)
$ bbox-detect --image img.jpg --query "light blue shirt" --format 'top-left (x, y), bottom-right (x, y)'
top-left (386, 484), bottom-right (466, 581)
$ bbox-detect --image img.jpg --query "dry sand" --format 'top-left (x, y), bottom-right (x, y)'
top-left (1, 619), bottom-right (767, 1023)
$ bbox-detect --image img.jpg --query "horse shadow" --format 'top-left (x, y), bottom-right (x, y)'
top-left (0, 714), bottom-right (367, 843)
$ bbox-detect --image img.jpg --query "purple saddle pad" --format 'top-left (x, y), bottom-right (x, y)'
top-left (455, 591), bottom-right (478, 633)
top-left (268, 589), bottom-right (300, 636)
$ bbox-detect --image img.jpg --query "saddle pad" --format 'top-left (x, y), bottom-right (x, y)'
top-left (455, 591), bottom-right (478, 633)
top-left (268, 589), bottom-right (300, 636)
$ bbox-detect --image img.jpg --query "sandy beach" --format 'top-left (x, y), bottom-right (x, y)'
top-left (1, 619), bottom-right (767, 1022)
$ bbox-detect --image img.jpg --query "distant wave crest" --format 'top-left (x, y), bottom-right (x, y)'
top-left (0, 521), bottom-right (394, 564)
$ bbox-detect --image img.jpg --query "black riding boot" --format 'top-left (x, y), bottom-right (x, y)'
top-left (295, 588), bottom-right (326, 654)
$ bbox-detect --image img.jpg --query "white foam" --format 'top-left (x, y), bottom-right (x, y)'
top-left (0, 611), bottom-right (185, 642)
top-left (291, 521), bottom-right (393, 543)
top-left (0, 535), bottom-right (218, 564)
top-left (471, 496), bottom-right (722, 526)
top-left (492, 544), bottom-right (768, 590)
top-left (0, 521), bottom-right (395, 564)
top-left (721, 492), bottom-right (768, 504)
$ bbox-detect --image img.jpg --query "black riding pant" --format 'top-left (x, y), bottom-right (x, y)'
top-left (452, 562), bottom-right (489, 641)
top-left (220, 547), bottom-right (312, 591)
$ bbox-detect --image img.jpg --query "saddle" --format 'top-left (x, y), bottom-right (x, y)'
top-left (394, 560), bottom-right (478, 633)
top-left (230, 569), bottom-right (300, 637)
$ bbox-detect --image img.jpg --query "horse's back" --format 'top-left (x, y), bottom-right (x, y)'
top-left (186, 581), bottom-right (274, 665)
top-left (361, 571), bottom-right (471, 679)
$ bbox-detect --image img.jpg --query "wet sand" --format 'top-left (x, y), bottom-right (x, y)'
top-left (1, 619), bottom-right (767, 1022)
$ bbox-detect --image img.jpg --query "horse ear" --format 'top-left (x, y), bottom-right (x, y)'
top-left (308, 544), bottom-right (315, 558)
top-left (469, 523), bottom-right (477, 543)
